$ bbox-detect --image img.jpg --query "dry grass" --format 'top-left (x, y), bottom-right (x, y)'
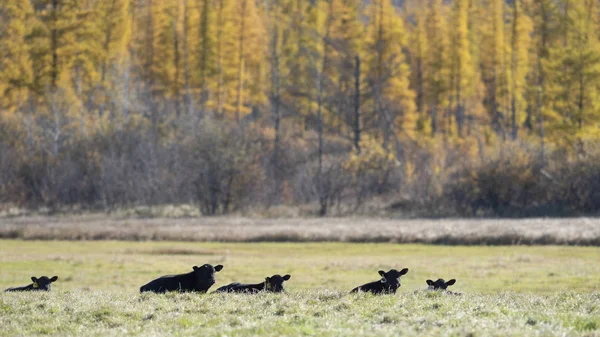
top-left (1, 215), bottom-right (600, 245)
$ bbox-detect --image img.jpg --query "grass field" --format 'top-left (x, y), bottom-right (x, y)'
top-left (2, 290), bottom-right (599, 336)
top-left (1, 240), bottom-right (600, 336)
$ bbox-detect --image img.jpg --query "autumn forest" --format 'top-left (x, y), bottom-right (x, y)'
top-left (1, 0), bottom-right (599, 216)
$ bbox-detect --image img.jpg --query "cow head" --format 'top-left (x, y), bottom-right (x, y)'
top-left (265, 274), bottom-right (291, 292)
top-left (379, 268), bottom-right (409, 289)
top-left (192, 264), bottom-right (223, 290)
top-left (31, 276), bottom-right (58, 291)
top-left (426, 278), bottom-right (456, 291)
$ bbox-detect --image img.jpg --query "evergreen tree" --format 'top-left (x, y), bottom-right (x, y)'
top-left (508, 0), bottom-right (533, 140)
top-left (0, 0), bottom-right (35, 111)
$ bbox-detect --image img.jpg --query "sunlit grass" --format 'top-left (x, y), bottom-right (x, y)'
top-left (1, 290), bottom-right (599, 336)
top-left (1, 240), bottom-right (599, 336)
top-left (1, 240), bottom-right (598, 293)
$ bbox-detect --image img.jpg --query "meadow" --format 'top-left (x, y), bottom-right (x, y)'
top-left (1, 240), bottom-right (600, 336)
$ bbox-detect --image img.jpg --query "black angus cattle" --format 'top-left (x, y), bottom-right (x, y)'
top-left (426, 278), bottom-right (461, 295)
top-left (215, 274), bottom-right (291, 293)
top-left (5, 276), bottom-right (59, 292)
top-left (351, 268), bottom-right (409, 294)
top-left (140, 264), bottom-right (223, 293)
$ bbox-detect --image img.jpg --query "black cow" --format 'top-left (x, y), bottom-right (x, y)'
top-left (5, 276), bottom-right (59, 292)
top-left (426, 278), bottom-right (460, 295)
top-left (215, 274), bottom-right (291, 293)
top-left (426, 278), bottom-right (456, 291)
top-left (140, 264), bottom-right (223, 293)
top-left (351, 268), bottom-right (409, 294)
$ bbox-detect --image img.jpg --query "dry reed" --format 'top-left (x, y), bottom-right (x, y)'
top-left (1, 215), bottom-right (600, 245)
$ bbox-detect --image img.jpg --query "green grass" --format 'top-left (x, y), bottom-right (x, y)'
top-left (1, 240), bottom-right (599, 336)
top-left (1, 291), bottom-right (600, 336)
top-left (1, 240), bottom-right (599, 293)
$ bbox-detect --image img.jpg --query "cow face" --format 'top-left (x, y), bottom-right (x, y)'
top-left (379, 268), bottom-right (409, 289)
top-left (192, 264), bottom-right (223, 289)
top-left (265, 274), bottom-right (291, 292)
top-left (31, 276), bottom-right (58, 291)
top-left (426, 278), bottom-right (456, 291)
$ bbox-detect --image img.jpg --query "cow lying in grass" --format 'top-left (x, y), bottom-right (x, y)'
top-left (351, 268), bottom-right (409, 294)
top-left (426, 278), bottom-right (461, 295)
top-left (140, 264), bottom-right (223, 293)
top-left (216, 274), bottom-right (291, 293)
top-left (5, 276), bottom-right (59, 292)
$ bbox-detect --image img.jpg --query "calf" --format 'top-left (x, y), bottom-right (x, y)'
top-left (5, 276), bottom-right (58, 292)
top-left (140, 264), bottom-right (223, 293)
top-left (426, 278), bottom-right (460, 295)
top-left (351, 268), bottom-right (409, 294)
top-left (216, 274), bottom-right (291, 293)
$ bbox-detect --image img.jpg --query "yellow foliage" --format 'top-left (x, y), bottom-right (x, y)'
top-left (1, 0), bottom-right (600, 170)
top-left (344, 136), bottom-right (399, 183)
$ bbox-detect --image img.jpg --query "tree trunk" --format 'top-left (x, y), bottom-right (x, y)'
top-left (510, 0), bottom-right (518, 140)
top-left (182, 0), bottom-right (193, 115)
top-left (537, 1), bottom-right (548, 167)
top-left (353, 56), bottom-right (361, 152)
top-left (235, 0), bottom-right (247, 123)
top-left (317, 1), bottom-right (334, 217)
top-left (431, 100), bottom-right (437, 136)
top-left (456, 75), bottom-right (464, 138)
top-left (265, 0), bottom-right (283, 204)
top-left (199, 0), bottom-right (210, 118)
top-left (216, 0), bottom-right (224, 118)
top-left (50, 0), bottom-right (59, 89)
top-left (173, 11), bottom-right (181, 117)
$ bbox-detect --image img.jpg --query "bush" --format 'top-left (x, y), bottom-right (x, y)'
top-left (5, 101), bottom-right (600, 218)
top-left (344, 136), bottom-right (401, 207)
top-left (443, 151), bottom-right (541, 216)
top-left (440, 142), bottom-right (600, 217)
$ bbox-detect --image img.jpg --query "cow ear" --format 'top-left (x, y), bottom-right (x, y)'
top-left (265, 277), bottom-right (271, 283)
top-left (378, 270), bottom-right (385, 276)
top-left (446, 279), bottom-right (456, 286)
top-left (214, 265), bottom-right (223, 272)
top-left (50, 276), bottom-right (58, 283)
top-left (31, 277), bottom-right (38, 283)
top-left (426, 279), bottom-right (434, 286)
top-left (399, 268), bottom-right (409, 275)
top-left (193, 266), bottom-right (199, 271)
top-left (283, 274), bottom-right (291, 281)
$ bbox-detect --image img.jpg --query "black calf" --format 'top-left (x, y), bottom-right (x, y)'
top-left (426, 278), bottom-right (461, 295)
top-left (5, 276), bottom-right (58, 292)
top-left (216, 274), bottom-right (291, 293)
top-left (351, 268), bottom-right (409, 294)
top-left (426, 278), bottom-right (456, 291)
top-left (140, 264), bottom-right (223, 293)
